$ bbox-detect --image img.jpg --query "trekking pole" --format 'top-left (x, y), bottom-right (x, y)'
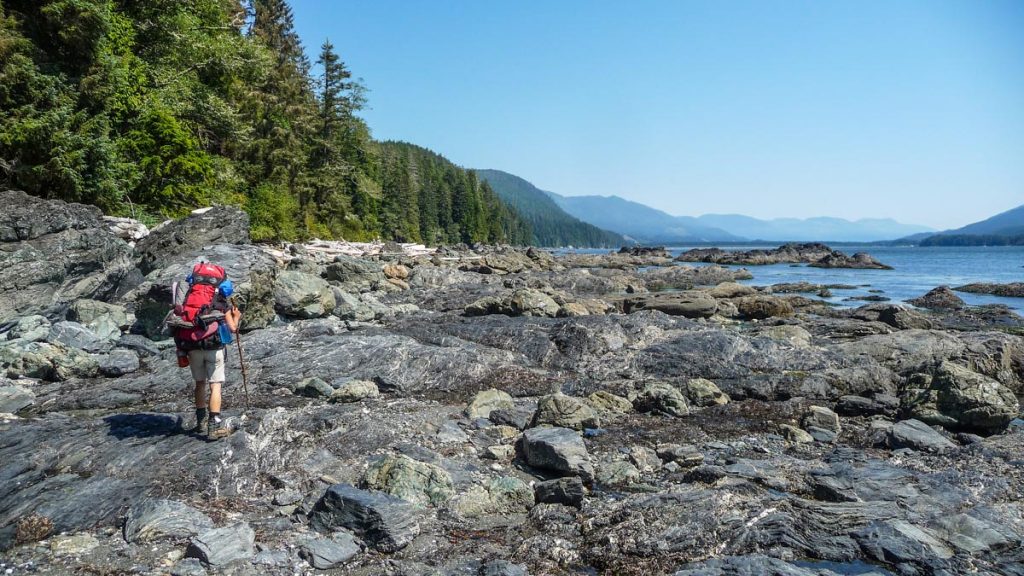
top-left (230, 297), bottom-right (251, 409)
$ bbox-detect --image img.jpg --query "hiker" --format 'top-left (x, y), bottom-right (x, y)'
top-left (168, 262), bottom-right (242, 439)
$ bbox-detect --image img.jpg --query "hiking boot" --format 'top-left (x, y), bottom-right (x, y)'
top-left (207, 415), bottom-right (230, 440)
top-left (193, 408), bottom-right (209, 436)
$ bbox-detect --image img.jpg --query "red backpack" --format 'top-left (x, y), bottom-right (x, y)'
top-left (173, 263), bottom-right (227, 350)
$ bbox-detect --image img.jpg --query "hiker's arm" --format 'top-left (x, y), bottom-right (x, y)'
top-left (225, 306), bottom-right (241, 333)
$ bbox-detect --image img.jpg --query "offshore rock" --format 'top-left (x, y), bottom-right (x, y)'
top-left (907, 286), bottom-right (966, 311)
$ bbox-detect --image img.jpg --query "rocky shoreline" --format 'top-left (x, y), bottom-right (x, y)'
top-left (2, 190), bottom-right (1024, 575)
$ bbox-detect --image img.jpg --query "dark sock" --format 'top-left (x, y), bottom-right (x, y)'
top-left (210, 411), bottom-right (221, 423)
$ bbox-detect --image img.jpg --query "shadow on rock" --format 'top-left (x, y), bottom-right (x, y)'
top-left (104, 413), bottom-right (184, 440)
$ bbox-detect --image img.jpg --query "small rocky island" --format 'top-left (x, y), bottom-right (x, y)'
top-left (677, 242), bottom-right (894, 269)
top-left (2, 190), bottom-right (1024, 575)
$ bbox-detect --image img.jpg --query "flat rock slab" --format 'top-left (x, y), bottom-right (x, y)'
top-left (309, 484), bottom-right (420, 552)
top-left (520, 426), bottom-right (594, 482)
top-left (889, 419), bottom-right (957, 454)
top-left (298, 532), bottom-right (360, 569)
top-left (185, 522), bottom-right (256, 566)
top-left (124, 499), bottom-right (214, 544)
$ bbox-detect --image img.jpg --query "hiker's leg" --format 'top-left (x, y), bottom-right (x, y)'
top-left (208, 349), bottom-right (226, 412)
top-left (194, 380), bottom-right (207, 408)
top-left (209, 382), bottom-right (222, 413)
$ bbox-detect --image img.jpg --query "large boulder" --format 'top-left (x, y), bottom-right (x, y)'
top-left (907, 361), bottom-right (1020, 433)
top-left (122, 243), bottom-right (277, 337)
top-left (362, 454), bottom-right (455, 507)
top-left (274, 271), bottom-right (336, 319)
top-left (887, 419), bottom-right (958, 454)
top-left (67, 300), bottom-right (129, 339)
top-left (735, 295), bottom-right (794, 320)
top-left (632, 381), bottom-right (690, 417)
top-left (134, 206), bottom-right (250, 274)
top-left (508, 289), bottom-right (561, 317)
top-left (0, 340), bottom-right (99, 381)
top-left (681, 378), bottom-right (730, 407)
top-left (324, 255), bottom-right (386, 292)
top-left (466, 388), bottom-right (515, 419)
top-left (519, 426), bottom-right (594, 482)
top-left (532, 393), bottom-right (601, 430)
top-left (46, 321), bottom-right (115, 353)
top-left (309, 484), bottom-right (421, 552)
top-left (0, 191), bottom-right (134, 324)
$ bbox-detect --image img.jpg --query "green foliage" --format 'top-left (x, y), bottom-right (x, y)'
top-left (0, 0), bottom-right (534, 245)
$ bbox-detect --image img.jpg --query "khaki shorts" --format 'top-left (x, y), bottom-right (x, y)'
top-left (188, 349), bottom-right (226, 383)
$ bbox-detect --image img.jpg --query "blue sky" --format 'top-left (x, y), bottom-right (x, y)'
top-left (289, 0), bottom-right (1023, 229)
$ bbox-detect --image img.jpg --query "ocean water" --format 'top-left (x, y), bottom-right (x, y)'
top-left (561, 245), bottom-right (1024, 312)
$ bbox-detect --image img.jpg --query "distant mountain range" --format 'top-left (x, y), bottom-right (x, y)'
top-left (916, 204), bottom-right (1024, 246)
top-left (481, 169), bottom-right (931, 243)
top-left (475, 170), bottom-right (625, 247)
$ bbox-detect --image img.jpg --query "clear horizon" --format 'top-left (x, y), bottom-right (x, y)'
top-left (289, 0), bottom-right (1024, 230)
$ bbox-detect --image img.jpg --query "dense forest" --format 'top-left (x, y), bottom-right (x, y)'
top-left (0, 0), bottom-right (530, 245)
top-left (919, 234), bottom-right (1024, 247)
top-left (477, 169), bottom-right (625, 248)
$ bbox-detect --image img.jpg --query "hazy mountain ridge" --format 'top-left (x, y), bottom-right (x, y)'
top-left (917, 204), bottom-right (1024, 246)
top-left (537, 189), bottom-right (931, 243)
top-left (476, 170), bottom-right (627, 247)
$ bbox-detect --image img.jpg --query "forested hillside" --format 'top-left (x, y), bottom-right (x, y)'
top-left (477, 169), bottom-right (625, 247)
top-left (0, 0), bottom-right (528, 245)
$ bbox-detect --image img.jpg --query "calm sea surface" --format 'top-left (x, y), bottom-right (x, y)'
top-left (560, 246), bottom-right (1024, 313)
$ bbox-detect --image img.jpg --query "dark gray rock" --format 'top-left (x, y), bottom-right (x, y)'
top-left (489, 407), bottom-right (534, 430)
top-left (836, 394), bottom-right (896, 417)
top-left (0, 191), bottom-right (135, 324)
top-left (324, 255), bottom-right (386, 292)
top-left (97, 349), bottom-right (140, 377)
top-left (47, 321), bottom-right (115, 353)
top-left (534, 477), bottom-right (584, 508)
top-left (907, 286), bottom-right (965, 311)
top-left (135, 206), bottom-right (250, 274)
top-left (124, 499), bottom-right (214, 543)
top-left (888, 419), bottom-right (957, 454)
top-left (297, 532), bottom-right (360, 569)
top-left (185, 522), bottom-right (256, 566)
top-left (309, 484), bottom-right (420, 552)
top-left (274, 270), bottom-right (336, 319)
top-left (519, 427), bottom-right (594, 482)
